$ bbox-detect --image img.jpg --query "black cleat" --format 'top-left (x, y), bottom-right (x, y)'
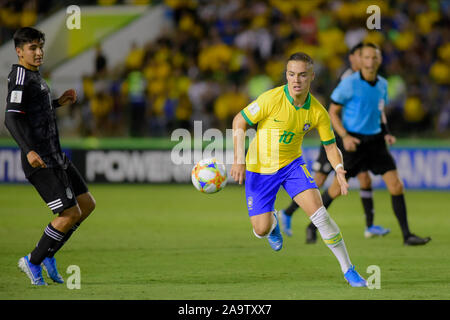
top-left (306, 226), bottom-right (317, 244)
top-left (404, 234), bottom-right (431, 246)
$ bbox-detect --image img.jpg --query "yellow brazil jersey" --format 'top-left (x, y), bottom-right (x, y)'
top-left (241, 85), bottom-right (335, 173)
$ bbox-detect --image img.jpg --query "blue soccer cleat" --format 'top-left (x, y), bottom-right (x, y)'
top-left (364, 225), bottom-right (391, 238)
top-left (267, 211), bottom-right (283, 251)
top-left (280, 209), bottom-right (293, 237)
top-left (42, 257), bottom-right (64, 284)
top-left (18, 255), bottom-right (47, 286)
top-left (344, 265), bottom-right (367, 287)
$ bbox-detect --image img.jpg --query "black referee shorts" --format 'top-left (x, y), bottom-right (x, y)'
top-left (27, 160), bottom-right (88, 214)
top-left (343, 132), bottom-right (397, 179)
top-left (312, 135), bottom-right (344, 175)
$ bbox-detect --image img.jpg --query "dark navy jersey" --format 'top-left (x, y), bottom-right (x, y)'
top-left (5, 64), bottom-right (66, 176)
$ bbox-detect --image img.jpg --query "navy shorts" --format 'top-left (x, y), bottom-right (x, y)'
top-left (245, 156), bottom-right (317, 216)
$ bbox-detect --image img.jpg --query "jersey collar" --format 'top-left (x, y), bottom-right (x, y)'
top-left (284, 85), bottom-right (311, 110)
top-left (359, 71), bottom-right (378, 86)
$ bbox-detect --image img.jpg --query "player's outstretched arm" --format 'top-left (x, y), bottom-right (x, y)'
top-left (324, 143), bottom-right (348, 195)
top-left (55, 89), bottom-right (77, 107)
top-left (230, 112), bottom-right (247, 185)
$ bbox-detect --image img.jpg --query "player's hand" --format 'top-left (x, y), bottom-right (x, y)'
top-left (342, 135), bottom-right (360, 152)
top-left (230, 163), bottom-right (246, 185)
top-left (384, 134), bottom-right (396, 145)
top-left (27, 151), bottom-right (47, 168)
top-left (335, 167), bottom-right (349, 195)
top-left (58, 89), bottom-right (77, 106)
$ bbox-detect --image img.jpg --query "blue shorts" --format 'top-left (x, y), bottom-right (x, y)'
top-left (245, 156), bottom-right (317, 217)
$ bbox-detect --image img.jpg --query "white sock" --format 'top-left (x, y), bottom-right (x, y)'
top-left (310, 206), bottom-right (352, 274)
top-left (253, 211), bottom-right (277, 239)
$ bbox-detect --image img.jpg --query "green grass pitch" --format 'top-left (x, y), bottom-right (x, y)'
top-left (0, 184), bottom-right (449, 300)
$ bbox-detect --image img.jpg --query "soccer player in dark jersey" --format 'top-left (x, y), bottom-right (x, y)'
top-left (280, 43), bottom-right (390, 243)
top-left (308, 43), bottom-right (430, 246)
top-left (4, 27), bottom-right (96, 285)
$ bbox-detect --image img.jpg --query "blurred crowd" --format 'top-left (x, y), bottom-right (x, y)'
top-left (2, 0), bottom-right (450, 138)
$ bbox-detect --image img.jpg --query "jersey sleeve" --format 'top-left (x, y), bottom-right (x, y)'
top-left (240, 94), bottom-right (268, 126)
top-left (316, 105), bottom-right (336, 145)
top-left (330, 77), bottom-right (352, 106)
top-left (6, 67), bottom-right (27, 114)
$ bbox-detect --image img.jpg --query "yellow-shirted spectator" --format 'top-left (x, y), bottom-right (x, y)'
top-left (214, 87), bottom-right (248, 121)
top-left (164, 0), bottom-right (196, 9)
top-left (403, 96), bottom-right (426, 123)
top-left (430, 60), bottom-right (450, 85)
top-left (416, 11), bottom-right (441, 35)
top-left (125, 43), bottom-right (145, 70)
top-left (364, 31), bottom-right (385, 47)
top-left (438, 43), bottom-right (450, 62)
top-left (82, 76), bottom-right (95, 100)
top-left (20, 10), bottom-right (37, 27)
top-left (265, 58), bottom-right (285, 84)
top-left (393, 30), bottom-right (415, 51)
top-left (97, 0), bottom-right (118, 5)
top-left (175, 93), bottom-right (192, 122)
top-left (91, 92), bottom-right (113, 120)
top-left (198, 41), bottom-right (233, 72)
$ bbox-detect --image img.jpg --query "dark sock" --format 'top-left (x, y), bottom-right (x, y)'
top-left (308, 189), bottom-right (335, 231)
top-left (391, 194), bottom-right (411, 240)
top-left (321, 189), bottom-right (334, 209)
top-left (47, 223), bottom-right (80, 258)
top-left (284, 201), bottom-right (299, 216)
top-left (30, 223), bottom-right (65, 265)
top-left (360, 188), bottom-right (375, 227)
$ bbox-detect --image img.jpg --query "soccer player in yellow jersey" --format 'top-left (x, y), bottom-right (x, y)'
top-left (230, 52), bottom-right (367, 286)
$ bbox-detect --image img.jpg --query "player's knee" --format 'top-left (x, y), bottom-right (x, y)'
top-left (61, 206), bottom-right (82, 226)
top-left (393, 179), bottom-right (403, 195)
top-left (78, 193), bottom-right (96, 215)
top-left (358, 172), bottom-right (372, 189)
top-left (390, 178), bottom-right (404, 195)
top-left (85, 195), bottom-right (96, 214)
top-left (253, 224), bottom-right (271, 237)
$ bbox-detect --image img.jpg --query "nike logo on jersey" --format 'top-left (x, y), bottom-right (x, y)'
top-left (41, 84), bottom-right (46, 91)
top-left (274, 119), bottom-right (284, 122)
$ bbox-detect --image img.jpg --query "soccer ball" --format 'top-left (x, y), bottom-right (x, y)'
top-left (191, 158), bottom-right (227, 194)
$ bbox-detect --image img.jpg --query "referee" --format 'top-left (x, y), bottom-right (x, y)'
top-left (4, 27), bottom-right (96, 285)
top-left (323, 43), bottom-right (430, 246)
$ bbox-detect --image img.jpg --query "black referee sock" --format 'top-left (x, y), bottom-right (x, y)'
top-left (308, 189), bottom-right (335, 231)
top-left (391, 194), bottom-right (411, 240)
top-left (284, 201), bottom-right (299, 216)
top-left (322, 189), bottom-right (334, 209)
top-left (30, 223), bottom-right (65, 265)
top-left (47, 222), bottom-right (80, 258)
top-left (360, 188), bottom-right (375, 227)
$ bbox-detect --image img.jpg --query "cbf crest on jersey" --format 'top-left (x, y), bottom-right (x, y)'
top-left (303, 123), bottom-right (311, 132)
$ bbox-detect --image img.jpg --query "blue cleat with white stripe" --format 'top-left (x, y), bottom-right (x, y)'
top-left (344, 265), bottom-right (367, 287)
top-left (18, 255), bottom-right (47, 286)
top-left (42, 257), bottom-right (64, 284)
top-left (267, 211), bottom-right (283, 251)
top-left (364, 225), bottom-right (390, 238)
